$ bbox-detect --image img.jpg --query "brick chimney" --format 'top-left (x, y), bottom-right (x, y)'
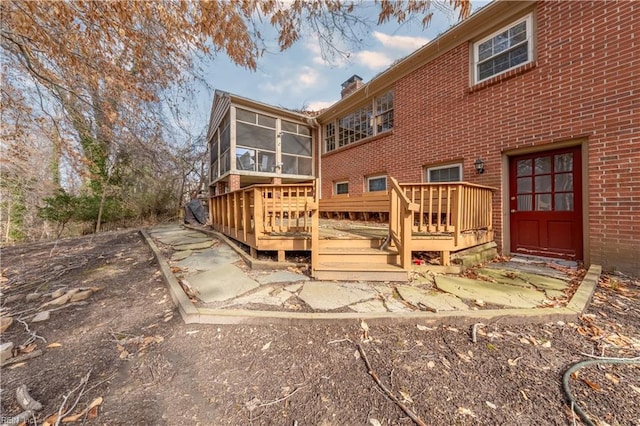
top-left (340, 75), bottom-right (364, 98)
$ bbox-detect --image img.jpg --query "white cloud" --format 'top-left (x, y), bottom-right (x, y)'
top-left (298, 67), bottom-right (320, 86)
top-left (304, 40), bottom-right (326, 66)
top-left (372, 31), bottom-right (429, 52)
top-left (353, 50), bottom-right (393, 70)
top-left (259, 66), bottom-right (322, 96)
top-left (307, 100), bottom-right (336, 111)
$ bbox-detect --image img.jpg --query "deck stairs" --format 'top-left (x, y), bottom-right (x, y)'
top-left (313, 236), bottom-right (409, 281)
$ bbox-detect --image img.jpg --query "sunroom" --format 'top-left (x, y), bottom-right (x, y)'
top-left (208, 90), bottom-right (317, 194)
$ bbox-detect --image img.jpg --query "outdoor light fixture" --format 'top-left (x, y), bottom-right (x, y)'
top-left (474, 159), bottom-right (485, 174)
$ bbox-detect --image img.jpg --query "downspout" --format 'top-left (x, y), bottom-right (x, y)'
top-left (305, 117), bottom-right (321, 200)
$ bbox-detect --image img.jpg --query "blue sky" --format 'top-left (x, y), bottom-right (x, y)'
top-left (184, 1), bottom-right (490, 134)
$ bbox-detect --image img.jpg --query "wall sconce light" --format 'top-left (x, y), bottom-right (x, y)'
top-left (474, 158), bottom-right (485, 174)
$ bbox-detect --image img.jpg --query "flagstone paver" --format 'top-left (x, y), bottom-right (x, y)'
top-left (298, 282), bottom-right (378, 310)
top-left (187, 264), bottom-right (259, 303)
top-left (435, 276), bottom-right (547, 308)
top-left (396, 285), bottom-right (470, 311)
top-left (254, 271), bottom-right (310, 285)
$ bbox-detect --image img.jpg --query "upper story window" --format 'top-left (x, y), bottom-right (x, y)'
top-left (324, 90), bottom-right (394, 153)
top-left (473, 14), bottom-right (533, 84)
top-left (426, 163), bottom-right (462, 183)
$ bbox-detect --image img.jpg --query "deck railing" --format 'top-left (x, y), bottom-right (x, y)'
top-left (210, 181), bottom-right (318, 247)
top-left (398, 182), bottom-right (494, 245)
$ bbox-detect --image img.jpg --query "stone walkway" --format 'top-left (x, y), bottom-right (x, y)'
top-left (145, 224), bottom-right (588, 317)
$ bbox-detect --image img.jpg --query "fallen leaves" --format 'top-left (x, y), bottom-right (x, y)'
top-left (361, 320), bottom-right (371, 342)
top-left (113, 333), bottom-right (164, 359)
top-left (577, 314), bottom-right (640, 350)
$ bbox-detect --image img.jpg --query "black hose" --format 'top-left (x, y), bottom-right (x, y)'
top-left (562, 357), bottom-right (640, 426)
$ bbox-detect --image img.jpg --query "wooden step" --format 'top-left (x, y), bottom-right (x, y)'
top-left (318, 237), bottom-right (386, 249)
top-left (313, 262), bottom-right (408, 282)
top-left (317, 247), bottom-right (398, 264)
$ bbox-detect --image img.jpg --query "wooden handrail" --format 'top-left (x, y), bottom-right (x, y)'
top-left (388, 177), bottom-right (414, 269)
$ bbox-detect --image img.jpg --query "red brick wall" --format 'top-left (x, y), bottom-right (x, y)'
top-left (320, 1), bottom-right (639, 273)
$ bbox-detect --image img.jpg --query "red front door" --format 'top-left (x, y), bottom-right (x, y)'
top-left (509, 147), bottom-right (583, 260)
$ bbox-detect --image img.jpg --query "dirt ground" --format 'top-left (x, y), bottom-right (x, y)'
top-left (1, 229), bottom-right (639, 426)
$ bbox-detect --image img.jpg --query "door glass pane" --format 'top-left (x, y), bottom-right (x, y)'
top-left (517, 177), bottom-right (532, 193)
top-left (517, 195), bottom-right (532, 211)
top-left (555, 193), bottom-right (574, 211)
top-left (555, 173), bottom-right (573, 191)
top-left (535, 175), bottom-right (551, 192)
top-left (517, 159), bottom-right (532, 176)
top-left (555, 153), bottom-right (573, 172)
top-left (535, 157), bottom-right (551, 174)
top-left (536, 194), bottom-right (551, 211)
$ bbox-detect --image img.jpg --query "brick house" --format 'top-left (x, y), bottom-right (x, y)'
top-left (209, 0), bottom-right (639, 274)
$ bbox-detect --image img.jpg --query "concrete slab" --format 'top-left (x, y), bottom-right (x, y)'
top-left (350, 299), bottom-right (387, 313)
top-left (396, 285), bottom-right (470, 311)
top-left (255, 271), bottom-right (310, 285)
top-left (298, 282), bottom-right (378, 310)
top-left (435, 276), bottom-right (547, 309)
top-left (173, 240), bottom-right (214, 251)
top-left (188, 264), bottom-right (259, 303)
top-left (224, 286), bottom-right (293, 307)
top-left (176, 247), bottom-right (240, 271)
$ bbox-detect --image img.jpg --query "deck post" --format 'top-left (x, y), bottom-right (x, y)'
top-left (242, 190), bottom-right (250, 243)
top-left (253, 188), bottom-right (264, 241)
top-left (454, 184), bottom-right (463, 247)
top-left (311, 179), bottom-right (320, 277)
top-left (277, 250), bottom-right (286, 262)
top-left (401, 207), bottom-right (412, 269)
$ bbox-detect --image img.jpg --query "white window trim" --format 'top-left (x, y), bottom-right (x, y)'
top-left (334, 181), bottom-right (349, 195)
top-left (473, 13), bottom-right (534, 84)
top-left (425, 163), bottom-right (463, 183)
top-left (366, 175), bottom-right (388, 192)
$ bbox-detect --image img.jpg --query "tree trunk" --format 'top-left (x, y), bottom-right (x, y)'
top-left (95, 181), bottom-right (108, 234)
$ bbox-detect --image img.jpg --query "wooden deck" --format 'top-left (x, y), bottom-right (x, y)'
top-left (209, 178), bottom-right (495, 281)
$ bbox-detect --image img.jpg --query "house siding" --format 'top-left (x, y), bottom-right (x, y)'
top-left (320, 1), bottom-right (639, 273)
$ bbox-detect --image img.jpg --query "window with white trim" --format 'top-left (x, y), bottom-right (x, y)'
top-left (426, 163), bottom-right (462, 183)
top-left (324, 90), bottom-right (394, 152)
top-left (367, 175), bottom-right (387, 192)
top-left (473, 14), bottom-right (533, 83)
top-left (334, 181), bottom-right (349, 195)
